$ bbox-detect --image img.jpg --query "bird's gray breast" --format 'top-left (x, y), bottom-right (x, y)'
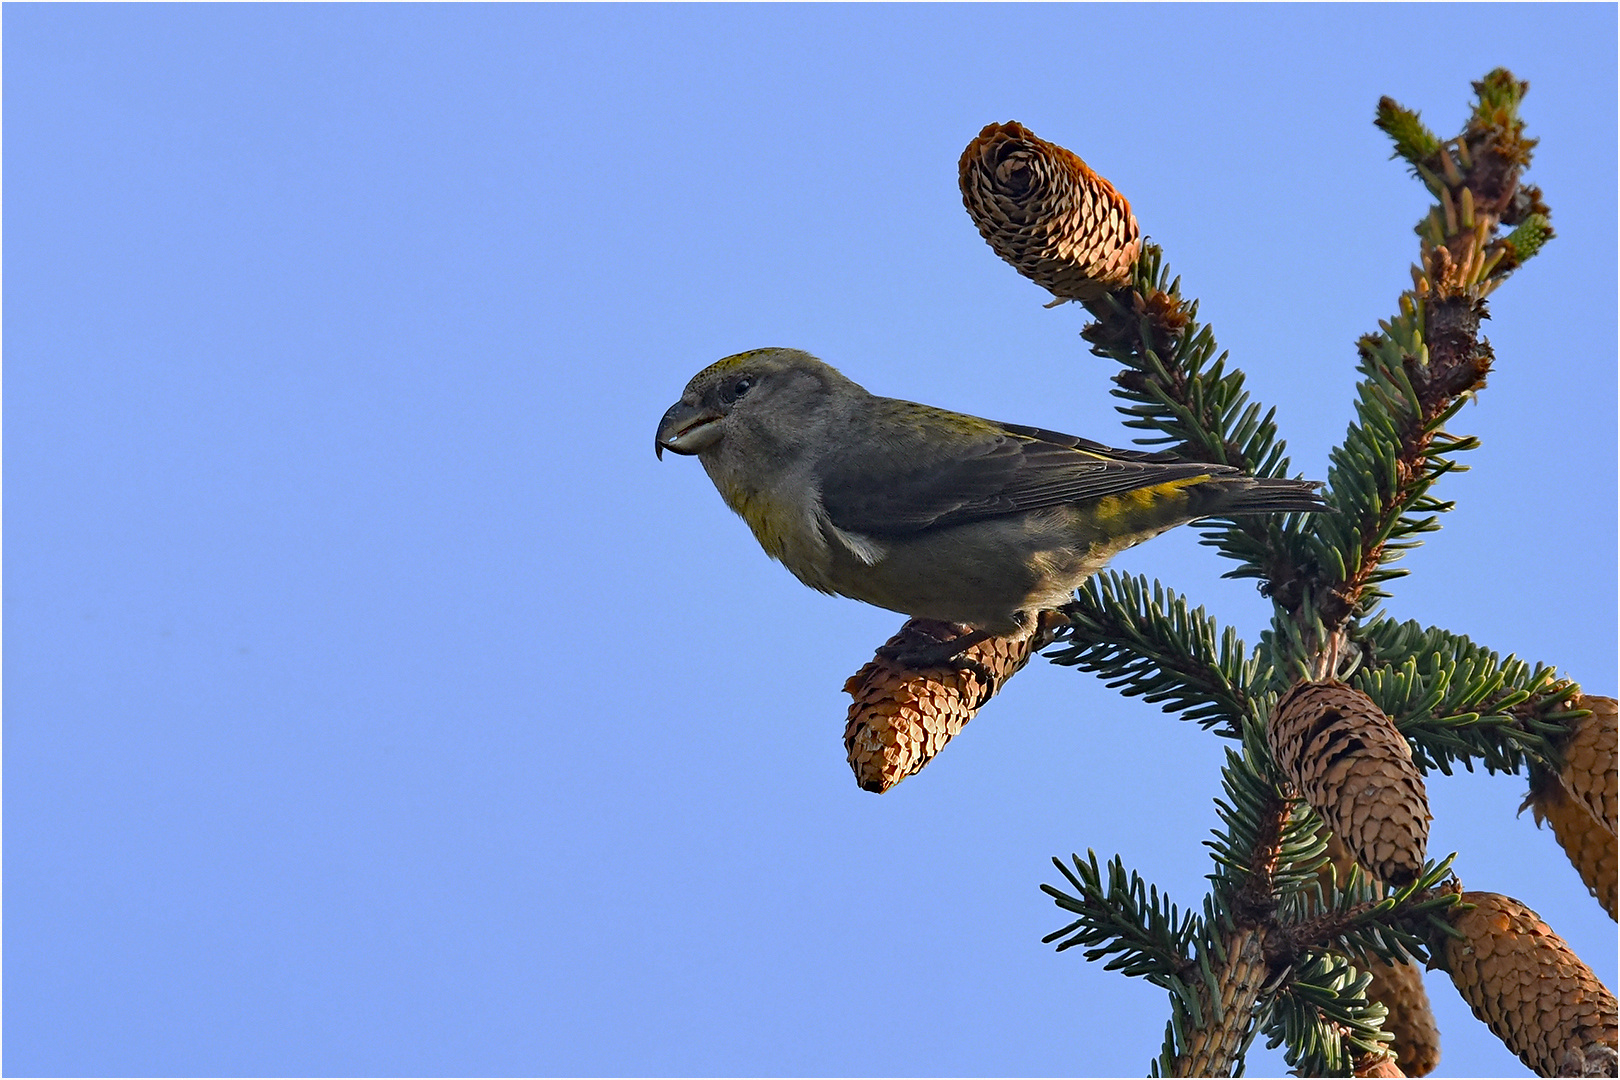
top-left (701, 445), bottom-right (847, 592)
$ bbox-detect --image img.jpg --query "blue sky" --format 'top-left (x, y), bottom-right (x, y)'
top-left (6, 5), bottom-right (1615, 1077)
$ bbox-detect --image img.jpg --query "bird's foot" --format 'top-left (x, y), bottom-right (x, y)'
top-left (876, 623), bottom-right (1000, 684)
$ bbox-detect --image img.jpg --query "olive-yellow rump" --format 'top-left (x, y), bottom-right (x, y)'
top-left (657, 348), bottom-right (1322, 658)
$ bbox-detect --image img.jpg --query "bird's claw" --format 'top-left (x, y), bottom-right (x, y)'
top-left (876, 625), bottom-right (999, 686)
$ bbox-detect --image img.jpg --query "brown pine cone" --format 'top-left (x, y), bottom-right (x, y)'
top-left (1441, 891), bottom-right (1618, 1077)
top-left (843, 614), bottom-right (1060, 793)
top-left (959, 121), bottom-right (1140, 303)
top-left (1529, 781), bottom-right (1617, 922)
top-left (1566, 696), bottom-right (1619, 832)
top-left (1354, 1051), bottom-right (1407, 1078)
top-left (1363, 957), bottom-right (1441, 1076)
top-left (1527, 694), bottom-right (1617, 921)
top-left (1269, 681), bottom-right (1431, 886)
top-left (1320, 832), bottom-right (1441, 1075)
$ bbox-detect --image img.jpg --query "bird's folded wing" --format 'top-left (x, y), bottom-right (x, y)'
top-left (819, 417), bottom-right (1230, 538)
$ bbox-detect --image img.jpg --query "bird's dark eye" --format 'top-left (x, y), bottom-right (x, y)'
top-left (723, 376), bottom-right (754, 403)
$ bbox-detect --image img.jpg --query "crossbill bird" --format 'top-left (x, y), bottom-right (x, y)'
top-left (657, 348), bottom-right (1322, 661)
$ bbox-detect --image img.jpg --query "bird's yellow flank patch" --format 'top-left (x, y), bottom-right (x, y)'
top-left (1090, 475), bottom-right (1209, 526)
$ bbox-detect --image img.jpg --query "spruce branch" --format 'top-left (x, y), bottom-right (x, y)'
top-left (1051, 726), bottom-right (1304, 1077)
top-left (1349, 616), bottom-right (1580, 775)
top-left (1079, 247), bottom-right (1289, 477)
top-left (1042, 852), bottom-right (1200, 986)
top-left (1047, 573), bottom-right (1269, 735)
top-left (1173, 729), bottom-right (1296, 1076)
top-left (1273, 857), bottom-right (1461, 970)
top-left (1261, 952), bottom-right (1395, 1077)
top-left (1076, 247), bottom-right (1317, 608)
top-left (1042, 853), bottom-right (1218, 1078)
top-left (1304, 308), bottom-right (1484, 640)
top-left (1290, 70), bottom-right (1552, 676)
top-left (998, 69), bottom-right (1602, 1074)
top-left (1175, 926), bottom-right (1271, 1078)
top-left (1374, 96), bottom-right (1442, 173)
top-left (1203, 723), bottom-right (1309, 914)
top-left (1314, 832), bottom-right (1444, 1075)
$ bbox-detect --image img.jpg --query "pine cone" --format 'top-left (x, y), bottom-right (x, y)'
top-left (843, 614), bottom-right (1060, 793)
top-left (1567, 696), bottom-right (1620, 832)
top-left (1320, 832), bottom-right (1441, 1075)
top-left (959, 121), bottom-right (1140, 303)
top-left (1441, 891), bottom-right (1618, 1077)
top-left (1270, 681), bottom-right (1431, 886)
top-left (1527, 695), bottom-right (1617, 920)
top-left (1354, 1051), bottom-right (1407, 1078)
top-left (1363, 957), bottom-right (1441, 1076)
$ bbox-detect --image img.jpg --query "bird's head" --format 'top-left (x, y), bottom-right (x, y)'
top-left (655, 348), bottom-right (852, 460)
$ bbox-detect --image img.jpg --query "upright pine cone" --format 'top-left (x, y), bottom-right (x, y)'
top-left (959, 121), bottom-right (1140, 303)
top-left (843, 614), bottom-right (1059, 793)
top-left (1269, 681), bottom-right (1431, 886)
top-left (1441, 891), bottom-right (1618, 1077)
top-left (1320, 832), bottom-right (1441, 1075)
top-left (1527, 695), bottom-right (1617, 920)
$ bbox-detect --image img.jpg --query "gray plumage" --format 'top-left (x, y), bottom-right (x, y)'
top-left (657, 348), bottom-right (1322, 637)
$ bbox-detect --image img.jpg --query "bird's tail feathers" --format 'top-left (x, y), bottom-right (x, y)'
top-left (1207, 477), bottom-right (1327, 516)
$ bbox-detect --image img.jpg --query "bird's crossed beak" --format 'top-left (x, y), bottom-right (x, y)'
top-left (655, 399), bottom-right (723, 459)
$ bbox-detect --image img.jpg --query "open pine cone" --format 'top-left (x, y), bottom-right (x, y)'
top-left (1269, 681), bottom-right (1431, 886)
top-left (959, 121), bottom-right (1139, 303)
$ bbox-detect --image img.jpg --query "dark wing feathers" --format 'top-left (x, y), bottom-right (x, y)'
top-left (992, 420), bottom-right (1191, 464)
top-left (820, 406), bottom-right (1235, 538)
